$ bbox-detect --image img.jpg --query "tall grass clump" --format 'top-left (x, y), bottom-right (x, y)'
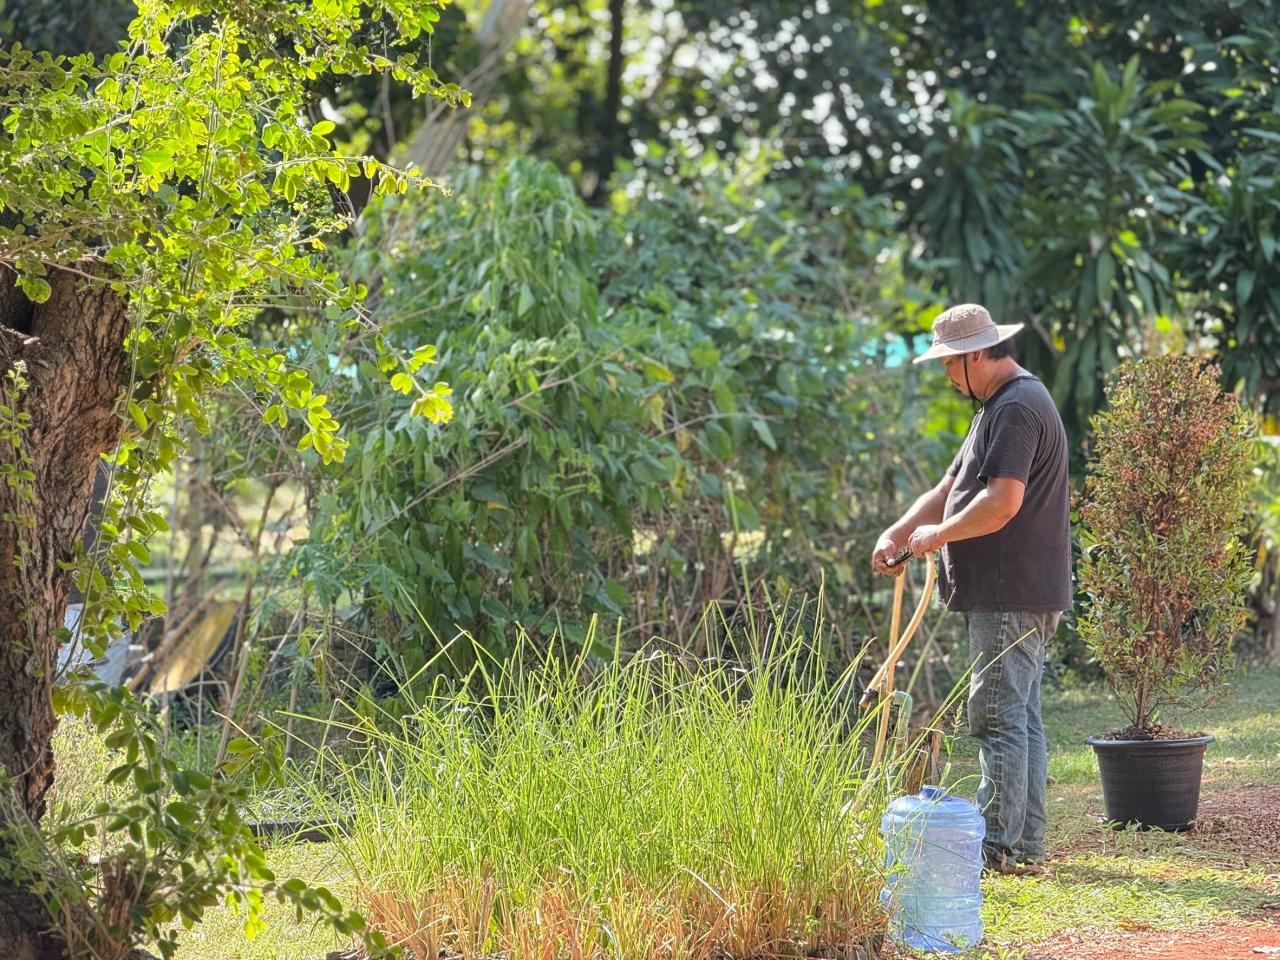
top-left (299, 603), bottom-right (911, 960)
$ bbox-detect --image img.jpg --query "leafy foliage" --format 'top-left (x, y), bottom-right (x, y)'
top-left (1246, 441), bottom-right (1280, 660)
top-left (0, 0), bottom-right (135, 58)
top-left (294, 151), bottom-right (964, 669)
top-left (0, 0), bottom-right (468, 953)
top-left (2, 685), bottom-right (386, 960)
top-left (0, 362), bottom-right (36, 627)
top-left (417, 1), bottom-right (1280, 430)
top-left (0, 0), bottom-right (463, 655)
top-left (1077, 356), bottom-right (1257, 733)
top-left (1179, 146), bottom-right (1280, 408)
top-left (903, 4), bottom-right (1280, 427)
top-left (909, 56), bottom-right (1208, 443)
top-left (112, 0), bottom-right (1280, 444)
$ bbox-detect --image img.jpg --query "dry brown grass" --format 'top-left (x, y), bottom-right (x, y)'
top-left (361, 871), bottom-right (884, 960)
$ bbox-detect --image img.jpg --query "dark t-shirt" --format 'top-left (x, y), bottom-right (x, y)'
top-left (940, 374), bottom-right (1071, 612)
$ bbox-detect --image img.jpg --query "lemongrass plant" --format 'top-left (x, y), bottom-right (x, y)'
top-left (293, 600), bottom-right (923, 960)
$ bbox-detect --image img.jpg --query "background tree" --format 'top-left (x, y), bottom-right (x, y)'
top-left (0, 1), bottom-right (459, 955)
top-left (0, 0), bottom-right (135, 57)
top-left (462, 0), bottom-right (1280, 426)
top-left (162, 0), bottom-right (1280, 675)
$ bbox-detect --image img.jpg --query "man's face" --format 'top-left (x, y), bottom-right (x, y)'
top-left (941, 353), bottom-right (977, 398)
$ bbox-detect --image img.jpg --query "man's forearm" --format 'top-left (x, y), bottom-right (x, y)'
top-left (938, 490), bottom-right (1017, 544)
top-left (887, 484), bottom-right (948, 541)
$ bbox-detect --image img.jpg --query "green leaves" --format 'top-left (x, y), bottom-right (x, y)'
top-left (0, 2), bottom-right (466, 957)
top-left (387, 344), bottom-right (453, 422)
top-left (407, 344), bottom-right (438, 372)
top-left (1078, 357), bottom-right (1258, 732)
top-left (1176, 145), bottom-right (1280, 409)
top-left (1095, 250), bottom-right (1115, 307)
top-left (642, 358), bottom-right (675, 383)
top-left (137, 147), bottom-right (174, 179)
top-left (293, 153), bottom-right (956, 668)
top-left (16, 681), bottom-right (385, 960)
top-left (942, 54), bottom-right (1206, 441)
top-left (15, 274), bottom-right (51, 303)
top-left (1237, 269), bottom-right (1256, 309)
top-left (410, 383), bottom-right (454, 422)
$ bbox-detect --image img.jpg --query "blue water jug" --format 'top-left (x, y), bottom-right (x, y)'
top-left (880, 785), bottom-right (985, 952)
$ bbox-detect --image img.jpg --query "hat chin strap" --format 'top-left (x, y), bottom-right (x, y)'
top-left (963, 352), bottom-right (982, 410)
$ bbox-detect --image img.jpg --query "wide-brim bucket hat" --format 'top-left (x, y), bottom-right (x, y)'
top-left (913, 303), bottom-right (1023, 364)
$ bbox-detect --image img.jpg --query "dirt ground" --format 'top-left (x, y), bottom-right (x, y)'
top-left (1028, 784), bottom-right (1280, 960)
top-left (1190, 785), bottom-right (1280, 863)
top-left (1027, 919), bottom-right (1280, 960)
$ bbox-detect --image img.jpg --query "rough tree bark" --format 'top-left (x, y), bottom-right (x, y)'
top-left (0, 263), bottom-right (134, 957)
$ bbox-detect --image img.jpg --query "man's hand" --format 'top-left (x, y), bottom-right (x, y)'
top-left (872, 534), bottom-right (908, 577)
top-left (908, 524), bottom-right (946, 557)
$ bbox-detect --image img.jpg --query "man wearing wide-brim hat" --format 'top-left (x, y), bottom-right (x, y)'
top-left (872, 303), bottom-right (1071, 877)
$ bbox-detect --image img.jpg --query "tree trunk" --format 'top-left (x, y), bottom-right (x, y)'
top-left (0, 884), bottom-right (68, 960)
top-left (0, 263), bottom-right (133, 958)
top-left (589, 0), bottom-right (626, 204)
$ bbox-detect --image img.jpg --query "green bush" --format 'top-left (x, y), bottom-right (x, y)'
top-left (3, 685), bottom-right (381, 960)
top-left (1077, 355), bottom-right (1257, 733)
top-left (293, 153), bottom-right (964, 672)
top-left (1241, 438), bottom-right (1280, 662)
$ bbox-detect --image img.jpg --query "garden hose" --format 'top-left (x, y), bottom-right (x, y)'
top-left (863, 552), bottom-right (937, 771)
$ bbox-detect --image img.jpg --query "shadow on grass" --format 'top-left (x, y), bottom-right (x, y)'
top-left (1046, 860), bottom-right (1276, 913)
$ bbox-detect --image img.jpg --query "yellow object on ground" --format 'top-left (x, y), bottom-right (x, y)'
top-left (148, 600), bottom-right (239, 695)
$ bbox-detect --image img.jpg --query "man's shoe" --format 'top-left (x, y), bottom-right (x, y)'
top-left (983, 852), bottom-right (1041, 877)
top-left (982, 851), bottom-right (1018, 876)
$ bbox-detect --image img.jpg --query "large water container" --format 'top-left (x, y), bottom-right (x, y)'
top-left (880, 785), bottom-right (985, 952)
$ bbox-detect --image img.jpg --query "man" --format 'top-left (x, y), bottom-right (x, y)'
top-left (872, 303), bottom-right (1071, 876)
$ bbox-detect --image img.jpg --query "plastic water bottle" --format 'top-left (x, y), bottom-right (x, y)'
top-left (880, 785), bottom-right (985, 952)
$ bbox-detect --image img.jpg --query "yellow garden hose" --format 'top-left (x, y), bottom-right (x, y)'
top-left (862, 552), bottom-right (937, 770)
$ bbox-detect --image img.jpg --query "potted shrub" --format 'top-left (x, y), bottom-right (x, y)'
top-left (1077, 355), bottom-right (1257, 830)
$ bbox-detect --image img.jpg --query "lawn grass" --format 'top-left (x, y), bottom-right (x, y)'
top-left (46, 720), bottom-right (356, 960)
top-left (162, 843), bottom-right (351, 959)
top-left (1041, 663), bottom-right (1280, 789)
top-left (979, 830), bottom-right (1278, 952)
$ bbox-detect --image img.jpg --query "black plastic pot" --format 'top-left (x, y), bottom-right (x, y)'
top-left (1085, 734), bottom-right (1215, 831)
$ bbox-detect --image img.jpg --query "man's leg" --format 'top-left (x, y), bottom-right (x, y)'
top-left (1015, 612), bottom-right (1060, 865)
top-left (966, 611), bottom-right (1047, 867)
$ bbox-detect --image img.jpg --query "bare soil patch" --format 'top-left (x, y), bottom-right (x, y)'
top-left (1046, 783), bottom-right (1280, 865)
top-left (1023, 784), bottom-right (1280, 959)
top-left (1191, 785), bottom-right (1280, 863)
top-left (1028, 919), bottom-right (1280, 960)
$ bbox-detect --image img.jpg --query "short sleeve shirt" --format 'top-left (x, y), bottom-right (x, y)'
top-left (940, 375), bottom-right (1072, 612)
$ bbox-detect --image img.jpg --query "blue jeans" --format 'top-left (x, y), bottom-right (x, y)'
top-left (965, 610), bottom-right (1060, 864)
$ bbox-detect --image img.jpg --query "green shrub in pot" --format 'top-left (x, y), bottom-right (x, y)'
top-left (1077, 354), bottom-right (1257, 828)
